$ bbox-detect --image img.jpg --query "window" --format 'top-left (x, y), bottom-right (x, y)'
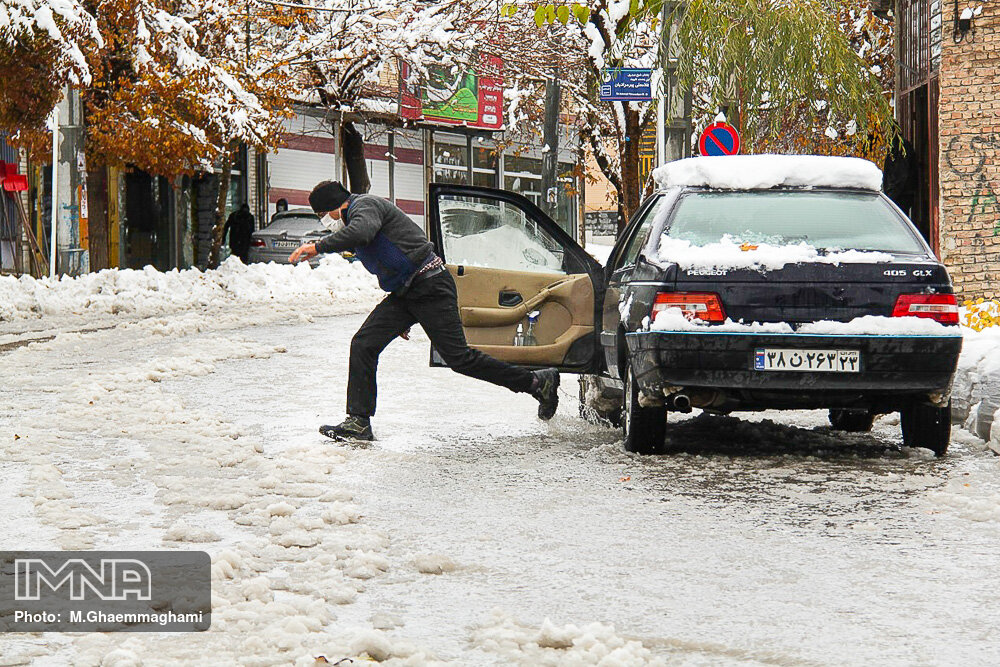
top-left (438, 194), bottom-right (566, 274)
top-left (504, 175), bottom-right (542, 206)
top-left (472, 145), bottom-right (498, 187)
top-left (433, 138), bottom-right (468, 185)
top-left (473, 146), bottom-right (497, 169)
top-left (665, 191), bottom-right (926, 254)
top-left (619, 195), bottom-right (669, 267)
top-left (473, 171), bottom-right (496, 188)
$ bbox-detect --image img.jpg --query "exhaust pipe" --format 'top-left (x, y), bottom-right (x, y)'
top-left (669, 394), bottom-right (692, 413)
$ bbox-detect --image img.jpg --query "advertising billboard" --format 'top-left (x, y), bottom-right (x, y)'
top-left (399, 54), bottom-right (504, 130)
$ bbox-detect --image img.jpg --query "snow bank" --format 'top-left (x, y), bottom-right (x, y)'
top-left (952, 322), bottom-right (1000, 451)
top-left (658, 235), bottom-right (893, 272)
top-left (653, 154), bottom-right (883, 191)
top-left (650, 310), bottom-right (961, 337)
top-left (586, 242), bottom-right (615, 266)
top-left (0, 256), bottom-right (381, 334)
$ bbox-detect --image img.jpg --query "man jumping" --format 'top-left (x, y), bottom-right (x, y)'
top-left (289, 180), bottom-right (560, 442)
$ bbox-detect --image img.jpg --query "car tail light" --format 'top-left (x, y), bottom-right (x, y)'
top-left (891, 293), bottom-right (959, 324)
top-left (250, 238), bottom-right (266, 248)
top-left (652, 292), bottom-right (726, 323)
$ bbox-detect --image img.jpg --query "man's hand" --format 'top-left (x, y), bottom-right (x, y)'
top-left (289, 242), bottom-right (318, 264)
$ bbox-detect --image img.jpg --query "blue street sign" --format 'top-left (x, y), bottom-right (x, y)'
top-left (599, 68), bottom-right (653, 101)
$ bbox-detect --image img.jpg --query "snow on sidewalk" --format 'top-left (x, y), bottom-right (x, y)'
top-left (0, 256), bottom-right (382, 340)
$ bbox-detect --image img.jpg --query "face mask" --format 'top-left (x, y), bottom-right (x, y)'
top-left (321, 213), bottom-right (344, 233)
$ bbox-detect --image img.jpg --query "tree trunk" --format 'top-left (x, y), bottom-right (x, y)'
top-left (618, 105), bottom-right (643, 233)
top-left (208, 142), bottom-right (237, 269)
top-left (341, 121), bottom-right (370, 193)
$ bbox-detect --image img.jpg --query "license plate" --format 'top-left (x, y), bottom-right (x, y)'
top-left (271, 240), bottom-right (299, 249)
top-left (754, 348), bottom-right (860, 373)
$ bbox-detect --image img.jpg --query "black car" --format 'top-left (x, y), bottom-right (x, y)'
top-left (426, 158), bottom-right (962, 456)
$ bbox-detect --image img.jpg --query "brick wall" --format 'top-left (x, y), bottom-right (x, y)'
top-left (938, 2), bottom-right (1000, 298)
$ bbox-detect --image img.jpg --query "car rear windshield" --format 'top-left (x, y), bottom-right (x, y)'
top-left (264, 215), bottom-right (322, 235)
top-left (665, 190), bottom-right (926, 254)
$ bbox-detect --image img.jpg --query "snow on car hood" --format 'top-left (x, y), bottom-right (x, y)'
top-left (649, 309), bottom-right (962, 336)
top-left (653, 154), bottom-right (883, 191)
top-left (658, 235), bottom-right (894, 272)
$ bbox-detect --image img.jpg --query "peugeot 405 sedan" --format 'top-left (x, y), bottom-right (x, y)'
top-left (426, 155), bottom-right (962, 456)
top-left (248, 208), bottom-right (330, 266)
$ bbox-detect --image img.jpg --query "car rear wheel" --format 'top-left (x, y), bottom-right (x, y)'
top-left (900, 400), bottom-right (951, 457)
top-left (828, 409), bottom-right (876, 432)
top-left (623, 363), bottom-right (667, 454)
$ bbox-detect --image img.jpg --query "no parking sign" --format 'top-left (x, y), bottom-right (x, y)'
top-left (699, 122), bottom-right (741, 156)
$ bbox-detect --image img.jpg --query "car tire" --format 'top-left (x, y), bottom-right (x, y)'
top-left (828, 409), bottom-right (876, 432)
top-left (578, 375), bottom-right (623, 427)
top-left (623, 362), bottom-right (667, 454)
top-left (900, 400), bottom-right (951, 457)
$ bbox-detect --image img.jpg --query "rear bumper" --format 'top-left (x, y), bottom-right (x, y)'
top-left (625, 330), bottom-right (962, 409)
top-left (248, 249), bottom-right (324, 266)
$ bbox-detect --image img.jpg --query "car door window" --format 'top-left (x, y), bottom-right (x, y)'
top-left (617, 195), bottom-right (668, 269)
top-left (438, 194), bottom-right (568, 274)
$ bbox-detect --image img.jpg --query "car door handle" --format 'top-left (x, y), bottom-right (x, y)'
top-left (462, 288), bottom-right (552, 327)
top-left (499, 290), bottom-right (523, 307)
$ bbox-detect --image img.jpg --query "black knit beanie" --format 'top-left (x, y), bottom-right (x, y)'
top-left (309, 180), bottom-right (351, 214)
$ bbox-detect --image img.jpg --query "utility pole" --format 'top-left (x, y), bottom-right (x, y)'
top-left (541, 70), bottom-right (561, 222)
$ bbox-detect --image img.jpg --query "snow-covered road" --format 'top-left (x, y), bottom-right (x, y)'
top-left (2, 300), bottom-right (999, 665)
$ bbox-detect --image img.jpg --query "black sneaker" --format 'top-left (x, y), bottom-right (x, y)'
top-left (319, 415), bottom-right (374, 441)
top-left (531, 368), bottom-right (560, 420)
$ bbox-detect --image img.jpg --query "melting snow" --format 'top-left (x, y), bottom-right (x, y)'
top-left (658, 235), bottom-right (894, 272)
top-left (650, 310), bottom-right (960, 336)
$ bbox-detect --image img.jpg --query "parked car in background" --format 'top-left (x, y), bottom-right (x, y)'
top-left (425, 155), bottom-right (963, 457)
top-left (249, 208), bottom-right (346, 266)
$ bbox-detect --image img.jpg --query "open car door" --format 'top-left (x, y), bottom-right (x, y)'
top-left (428, 183), bottom-right (604, 372)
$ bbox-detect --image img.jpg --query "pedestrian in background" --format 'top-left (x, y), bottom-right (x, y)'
top-left (224, 203), bottom-right (255, 263)
top-left (289, 180), bottom-right (560, 442)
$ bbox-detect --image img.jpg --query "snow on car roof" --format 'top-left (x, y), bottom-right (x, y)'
top-left (653, 154), bottom-right (883, 192)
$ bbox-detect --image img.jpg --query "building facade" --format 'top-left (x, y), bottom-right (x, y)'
top-left (7, 102), bottom-right (582, 278)
top-left (264, 106), bottom-right (583, 240)
top-left (897, 0), bottom-right (1000, 298)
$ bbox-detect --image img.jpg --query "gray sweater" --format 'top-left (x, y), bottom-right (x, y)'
top-left (314, 195), bottom-right (432, 260)
top-left (315, 194), bottom-right (436, 292)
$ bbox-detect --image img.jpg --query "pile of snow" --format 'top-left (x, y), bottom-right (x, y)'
top-left (0, 256), bottom-right (381, 333)
top-left (586, 242), bottom-right (615, 266)
top-left (650, 310), bottom-right (961, 337)
top-left (658, 235), bottom-right (893, 272)
top-left (952, 322), bottom-right (1000, 450)
top-left (653, 155), bottom-right (883, 192)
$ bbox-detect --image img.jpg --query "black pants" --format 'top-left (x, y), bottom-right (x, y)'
top-left (347, 270), bottom-right (535, 417)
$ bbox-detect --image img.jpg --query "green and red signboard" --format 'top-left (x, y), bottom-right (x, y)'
top-left (399, 54), bottom-right (504, 130)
